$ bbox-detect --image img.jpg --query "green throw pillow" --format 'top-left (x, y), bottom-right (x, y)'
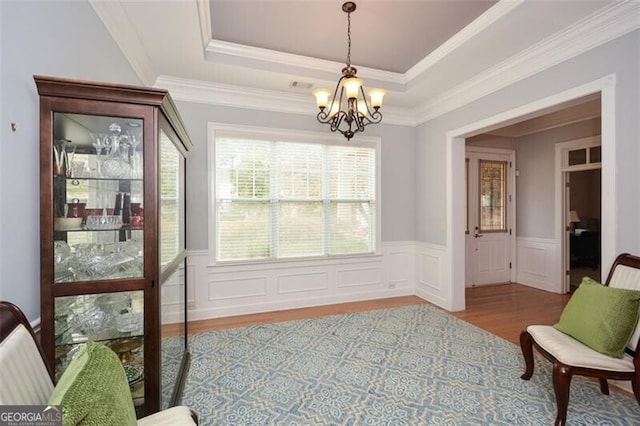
top-left (48, 341), bottom-right (137, 426)
top-left (554, 277), bottom-right (640, 358)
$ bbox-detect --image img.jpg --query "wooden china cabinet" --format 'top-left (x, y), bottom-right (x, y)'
top-left (36, 75), bottom-right (192, 416)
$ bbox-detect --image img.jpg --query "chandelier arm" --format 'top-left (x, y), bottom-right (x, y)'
top-left (316, 110), bottom-right (332, 124)
top-left (358, 86), bottom-right (376, 117)
top-left (359, 110), bottom-right (383, 129)
top-left (330, 77), bottom-right (346, 117)
top-left (331, 111), bottom-right (347, 133)
top-left (356, 119), bottom-right (366, 133)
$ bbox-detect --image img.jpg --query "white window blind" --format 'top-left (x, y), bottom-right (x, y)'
top-left (215, 135), bottom-right (376, 262)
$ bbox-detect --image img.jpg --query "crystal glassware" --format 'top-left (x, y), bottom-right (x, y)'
top-left (89, 133), bottom-right (106, 177)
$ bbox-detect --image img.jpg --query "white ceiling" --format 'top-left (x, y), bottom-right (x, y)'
top-left (89, 0), bottom-right (638, 124)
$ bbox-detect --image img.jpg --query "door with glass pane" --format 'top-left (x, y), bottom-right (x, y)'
top-left (466, 148), bottom-right (514, 286)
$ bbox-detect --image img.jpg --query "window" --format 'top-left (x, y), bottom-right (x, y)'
top-left (211, 126), bottom-right (378, 263)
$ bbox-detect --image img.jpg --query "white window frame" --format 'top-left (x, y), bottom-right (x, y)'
top-left (207, 123), bottom-right (382, 266)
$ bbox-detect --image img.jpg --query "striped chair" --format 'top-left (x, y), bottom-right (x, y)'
top-left (0, 301), bottom-right (197, 425)
top-left (520, 253), bottom-right (640, 426)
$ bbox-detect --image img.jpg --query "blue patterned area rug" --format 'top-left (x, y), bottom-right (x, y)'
top-left (181, 303), bottom-right (640, 425)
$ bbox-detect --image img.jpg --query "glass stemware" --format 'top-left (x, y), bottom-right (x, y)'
top-left (90, 133), bottom-right (106, 177)
top-left (127, 131), bottom-right (143, 179)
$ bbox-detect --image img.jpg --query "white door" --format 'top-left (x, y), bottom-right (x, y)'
top-left (466, 148), bottom-right (514, 287)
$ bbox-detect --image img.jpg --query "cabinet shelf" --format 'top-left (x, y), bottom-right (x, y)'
top-left (54, 175), bottom-right (144, 183)
top-left (55, 329), bottom-right (145, 347)
top-left (54, 226), bottom-right (144, 232)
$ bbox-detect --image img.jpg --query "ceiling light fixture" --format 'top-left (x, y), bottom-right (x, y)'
top-left (312, 1), bottom-right (385, 141)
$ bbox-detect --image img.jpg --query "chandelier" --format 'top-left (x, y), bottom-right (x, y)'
top-left (312, 1), bottom-right (386, 141)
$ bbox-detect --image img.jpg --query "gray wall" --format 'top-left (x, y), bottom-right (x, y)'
top-left (514, 119), bottom-right (601, 239)
top-left (416, 30), bottom-right (639, 253)
top-left (0, 1), bottom-right (141, 319)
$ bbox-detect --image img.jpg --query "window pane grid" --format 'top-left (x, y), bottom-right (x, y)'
top-left (215, 136), bottom-right (376, 262)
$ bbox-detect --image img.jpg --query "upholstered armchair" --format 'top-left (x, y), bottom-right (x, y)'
top-left (520, 253), bottom-right (640, 426)
top-left (0, 301), bottom-right (197, 425)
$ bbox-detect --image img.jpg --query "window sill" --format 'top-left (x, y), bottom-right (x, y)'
top-left (207, 252), bottom-right (383, 272)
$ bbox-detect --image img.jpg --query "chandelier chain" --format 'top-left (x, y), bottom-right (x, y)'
top-left (346, 10), bottom-right (351, 68)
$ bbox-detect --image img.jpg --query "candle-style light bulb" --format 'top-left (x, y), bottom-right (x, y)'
top-left (368, 88), bottom-right (386, 109)
top-left (312, 89), bottom-right (331, 109)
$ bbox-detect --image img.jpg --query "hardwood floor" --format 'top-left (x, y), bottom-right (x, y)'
top-left (451, 283), bottom-right (572, 344)
top-left (188, 283), bottom-right (572, 344)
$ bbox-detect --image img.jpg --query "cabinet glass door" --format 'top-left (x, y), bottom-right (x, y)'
top-left (158, 127), bottom-right (188, 408)
top-left (51, 112), bottom-right (147, 410)
top-left (52, 113), bottom-right (144, 283)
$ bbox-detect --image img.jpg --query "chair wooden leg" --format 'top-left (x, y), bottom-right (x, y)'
top-left (599, 379), bottom-right (609, 395)
top-left (519, 330), bottom-right (535, 380)
top-left (552, 362), bottom-right (572, 426)
top-left (632, 376), bottom-right (640, 405)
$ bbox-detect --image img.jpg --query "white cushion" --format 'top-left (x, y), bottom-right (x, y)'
top-left (137, 405), bottom-right (196, 426)
top-left (528, 325), bottom-right (635, 372)
top-left (0, 324), bottom-right (54, 405)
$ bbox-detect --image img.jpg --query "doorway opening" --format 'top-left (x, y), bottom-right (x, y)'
top-left (558, 138), bottom-right (602, 291)
top-left (446, 75), bottom-right (615, 312)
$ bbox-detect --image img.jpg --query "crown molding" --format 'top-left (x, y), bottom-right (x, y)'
top-left (196, 0), bottom-right (212, 51)
top-left (96, 0), bottom-right (637, 128)
top-left (405, 0), bottom-right (523, 81)
top-left (415, 0), bottom-right (640, 124)
top-left (206, 40), bottom-right (406, 87)
top-left (88, 0), bottom-right (156, 86)
top-left (155, 75), bottom-right (416, 127)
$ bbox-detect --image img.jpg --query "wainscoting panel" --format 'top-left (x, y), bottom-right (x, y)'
top-left (186, 242), bottom-right (420, 320)
top-left (161, 266), bottom-right (186, 324)
top-left (209, 276), bottom-right (268, 300)
top-left (414, 242), bottom-right (448, 308)
top-left (388, 246), bottom-right (412, 288)
top-left (278, 271), bottom-right (328, 294)
top-left (516, 237), bottom-right (558, 292)
top-left (336, 266), bottom-right (382, 288)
